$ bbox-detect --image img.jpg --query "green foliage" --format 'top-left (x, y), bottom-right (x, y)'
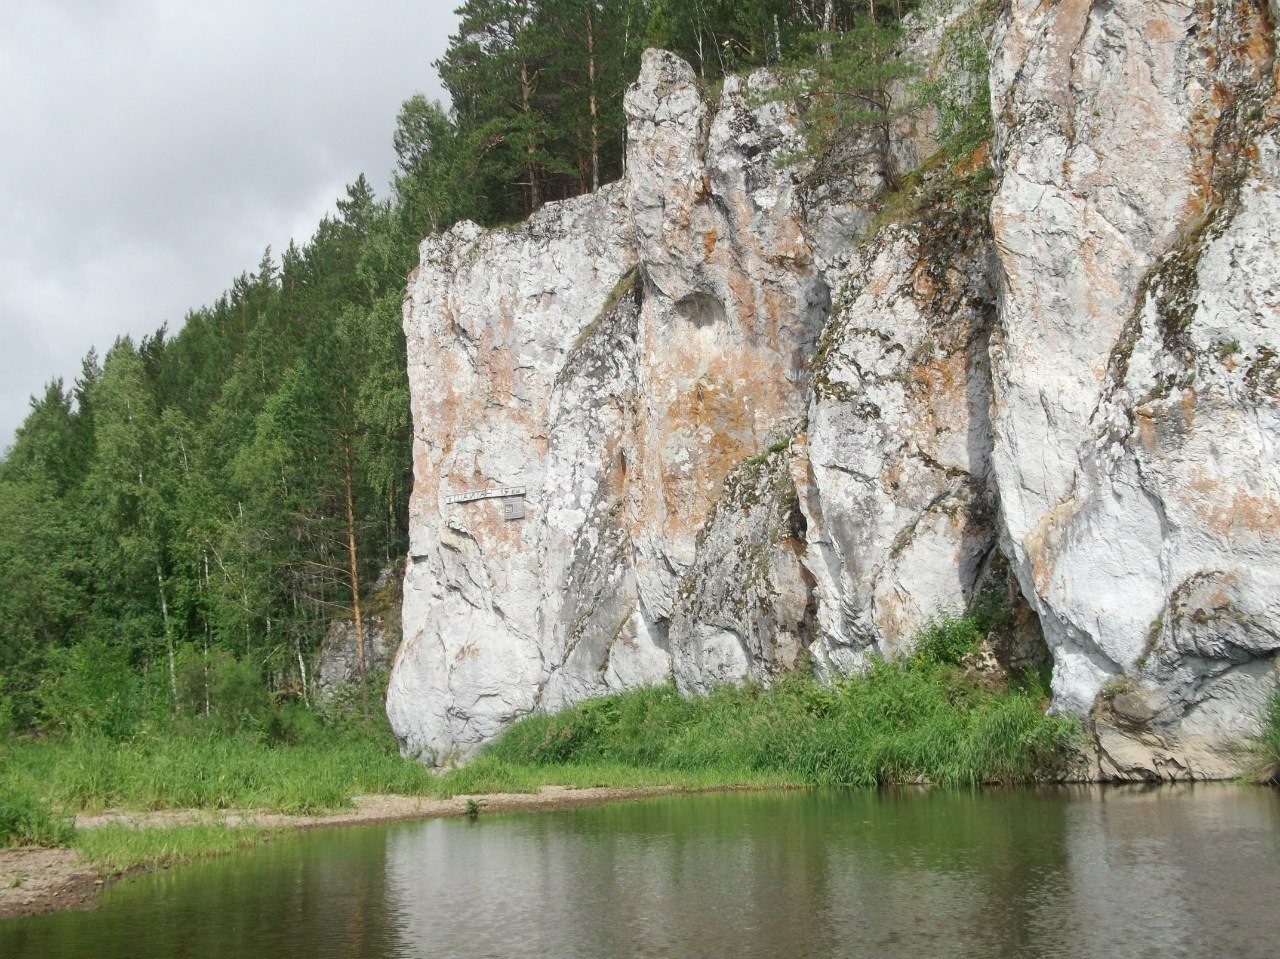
top-left (911, 0), bottom-right (995, 158)
top-left (0, 788), bottom-right (76, 848)
top-left (437, 0), bottom-right (646, 218)
top-left (1254, 692), bottom-right (1280, 776)
top-left (208, 652), bottom-right (271, 730)
top-left (908, 609), bottom-right (984, 668)
top-left (0, 475), bottom-right (85, 727)
top-left (38, 638), bottom-right (145, 741)
top-left (789, 16), bottom-right (916, 165)
top-left (2, 719), bottom-right (438, 816)
top-left (484, 616), bottom-right (1081, 787)
top-left (73, 823), bottom-right (272, 873)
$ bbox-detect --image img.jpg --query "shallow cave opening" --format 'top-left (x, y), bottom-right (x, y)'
top-left (674, 291), bottom-right (727, 328)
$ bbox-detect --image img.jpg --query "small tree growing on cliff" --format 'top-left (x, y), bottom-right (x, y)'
top-left (776, 14), bottom-right (917, 187)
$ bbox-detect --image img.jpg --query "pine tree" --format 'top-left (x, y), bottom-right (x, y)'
top-left (438, 0), bottom-right (563, 217)
top-left (392, 95), bottom-right (480, 238)
top-left (771, 9), bottom-right (917, 184)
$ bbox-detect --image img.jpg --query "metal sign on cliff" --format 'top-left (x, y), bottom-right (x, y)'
top-left (445, 485), bottom-right (527, 521)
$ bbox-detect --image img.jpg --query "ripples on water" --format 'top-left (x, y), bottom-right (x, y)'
top-left (4, 784), bottom-right (1278, 959)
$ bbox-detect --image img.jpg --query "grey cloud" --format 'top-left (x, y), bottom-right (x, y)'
top-left (1, 0), bottom-right (458, 449)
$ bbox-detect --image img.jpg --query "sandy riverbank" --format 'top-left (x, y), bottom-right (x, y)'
top-left (1, 784), bottom-right (686, 920)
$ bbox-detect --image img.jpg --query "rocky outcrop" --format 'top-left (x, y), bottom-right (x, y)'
top-left (388, 51), bottom-right (830, 762)
top-left (390, 1), bottom-right (1279, 775)
top-left (667, 444), bottom-right (815, 696)
top-left (314, 569), bottom-right (401, 705)
top-left (387, 184), bottom-right (637, 758)
top-left (801, 175), bottom-right (999, 675)
top-left (988, 0), bottom-right (1280, 777)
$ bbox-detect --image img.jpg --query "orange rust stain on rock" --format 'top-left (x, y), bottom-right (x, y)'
top-left (1026, 499), bottom-right (1076, 595)
top-left (910, 269), bottom-right (940, 304)
top-left (767, 231), bottom-right (814, 267)
top-left (1205, 588), bottom-right (1233, 609)
top-left (1239, 1), bottom-right (1273, 67)
top-left (1143, 12), bottom-right (1177, 45)
top-left (910, 354), bottom-right (971, 447)
top-left (476, 309), bottom-right (520, 402)
top-left (659, 378), bottom-right (754, 524)
top-left (1178, 388), bottom-right (1198, 430)
top-left (1136, 410), bottom-right (1158, 450)
top-left (603, 437), bottom-right (628, 498)
top-left (874, 590), bottom-right (911, 652)
top-left (1181, 469), bottom-right (1280, 537)
top-left (724, 271), bottom-right (755, 330)
top-left (912, 349), bottom-right (967, 403)
top-left (702, 227), bottom-right (718, 256)
top-left (955, 142), bottom-right (991, 177)
top-left (866, 267), bottom-right (899, 301)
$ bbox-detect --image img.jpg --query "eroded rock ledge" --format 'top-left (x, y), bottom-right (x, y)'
top-left (390, 2), bottom-right (1279, 779)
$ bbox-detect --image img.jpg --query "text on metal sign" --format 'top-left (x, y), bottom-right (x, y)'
top-left (445, 485), bottom-right (527, 505)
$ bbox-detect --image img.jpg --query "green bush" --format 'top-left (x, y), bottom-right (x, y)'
top-left (0, 692), bottom-right (14, 738)
top-left (0, 788), bottom-right (75, 847)
top-left (38, 637), bottom-right (143, 740)
top-left (172, 645), bottom-right (277, 737)
top-left (908, 610), bottom-right (984, 668)
top-left (1256, 693), bottom-right (1280, 775)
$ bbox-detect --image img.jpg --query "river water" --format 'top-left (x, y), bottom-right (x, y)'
top-left (3, 785), bottom-right (1277, 959)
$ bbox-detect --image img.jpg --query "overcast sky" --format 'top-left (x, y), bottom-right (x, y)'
top-left (1, 0), bottom-right (459, 451)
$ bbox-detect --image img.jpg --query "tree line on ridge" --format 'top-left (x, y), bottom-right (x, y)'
top-left (0, 0), bottom-right (927, 736)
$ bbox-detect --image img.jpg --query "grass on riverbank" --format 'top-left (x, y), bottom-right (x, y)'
top-left (482, 625), bottom-right (1080, 788)
top-left (72, 823), bottom-right (275, 873)
top-left (1255, 693), bottom-right (1280, 783)
top-left (1, 730), bottom-right (793, 821)
top-left (1, 786), bottom-right (271, 873)
top-left (0, 787), bottom-right (76, 847)
top-left (2, 612), bottom-right (1082, 840)
top-left (2, 729), bottom-right (439, 816)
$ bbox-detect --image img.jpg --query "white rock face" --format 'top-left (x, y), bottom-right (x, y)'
top-left (391, 1), bottom-right (1280, 777)
top-left (802, 200), bottom-right (999, 676)
top-left (988, 0), bottom-right (1280, 773)
top-left (389, 51), bottom-right (831, 762)
top-left (387, 187), bottom-right (639, 759)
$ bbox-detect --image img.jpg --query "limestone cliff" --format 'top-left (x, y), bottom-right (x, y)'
top-left (989, 0), bottom-right (1280, 778)
top-left (388, 51), bottom-right (826, 759)
top-left (389, 1), bottom-right (1279, 778)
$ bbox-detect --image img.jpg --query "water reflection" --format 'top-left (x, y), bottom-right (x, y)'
top-left (3, 785), bottom-right (1277, 959)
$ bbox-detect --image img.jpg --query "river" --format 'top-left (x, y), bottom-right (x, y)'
top-left (3, 785), bottom-right (1277, 958)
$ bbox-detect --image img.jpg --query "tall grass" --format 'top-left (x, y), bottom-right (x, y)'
top-left (1, 728), bottom-right (444, 816)
top-left (2, 613), bottom-right (1083, 824)
top-left (73, 823), bottom-right (273, 873)
top-left (1255, 693), bottom-right (1280, 781)
top-left (0, 786), bottom-right (76, 847)
top-left (483, 616), bottom-right (1079, 787)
